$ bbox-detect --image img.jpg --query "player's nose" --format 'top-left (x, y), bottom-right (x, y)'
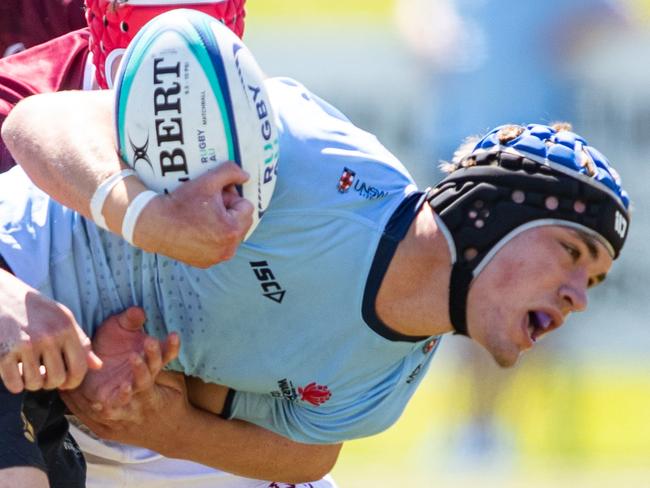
top-left (559, 274), bottom-right (588, 313)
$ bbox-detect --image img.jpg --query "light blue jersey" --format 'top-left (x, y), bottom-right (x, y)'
top-left (0, 78), bottom-right (441, 444)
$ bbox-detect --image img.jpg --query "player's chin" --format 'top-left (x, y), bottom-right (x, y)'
top-left (490, 347), bottom-right (522, 368)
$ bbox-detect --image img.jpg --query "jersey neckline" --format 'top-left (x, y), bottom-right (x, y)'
top-left (361, 191), bottom-right (432, 343)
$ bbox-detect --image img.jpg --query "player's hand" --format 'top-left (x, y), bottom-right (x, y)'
top-left (60, 307), bottom-right (179, 411)
top-left (63, 369), bottom-right (188, 449)
top-left (138, 162), bottom-right (254, 268)
top-left (0, 269), bottom-right (102, 393)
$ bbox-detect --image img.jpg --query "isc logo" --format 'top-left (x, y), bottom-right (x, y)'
top-left (250, 261), bottom-right (286, 303)
top-left (614, 210), bottom-right (627, 239)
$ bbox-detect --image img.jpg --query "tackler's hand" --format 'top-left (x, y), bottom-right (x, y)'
top-left (63, 369), bottom-right (188, 448)
top-left (0, 269), bottom-right (101, 393)
top-left (60, 307), bottom-right (179, 416)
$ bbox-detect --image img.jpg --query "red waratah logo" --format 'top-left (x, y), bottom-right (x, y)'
top-left (298, 382), bottom-right (332, 406)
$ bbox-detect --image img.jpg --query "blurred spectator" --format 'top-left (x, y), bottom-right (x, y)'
top-left (396, 0), bottom-right (629, 163)
top-left (0, 0), bottom-right (85, 57)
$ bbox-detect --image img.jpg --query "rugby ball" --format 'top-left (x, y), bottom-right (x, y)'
top-left (114, 9), bottom-right (279, 237)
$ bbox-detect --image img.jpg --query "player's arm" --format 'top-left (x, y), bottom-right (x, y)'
top-left (61, 309), bottom-right (340, 483)
top-left (64, 372), bottom-right (341, 483)
top-left (170, 403), bottom-right (342, 483)
top-left (155, 379), bottom-right (341, 483)
top-left (0, 105), bottom-right (17, 172)
top-left (177, 378), bottom-right (341, 482)
top-left (0, 467), bottom-right (48, 488)
top-left (1, 90), bottom-right (253, 267)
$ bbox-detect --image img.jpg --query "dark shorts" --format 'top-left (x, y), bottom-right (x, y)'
top-left (0, 382), bottom-right (86, 487)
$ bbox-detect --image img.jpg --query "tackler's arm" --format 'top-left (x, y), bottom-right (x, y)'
top-left (2, 90), bottom-right (251, 267)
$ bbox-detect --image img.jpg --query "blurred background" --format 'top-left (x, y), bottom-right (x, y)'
top-left (244, 1), bottom-right (650, 486)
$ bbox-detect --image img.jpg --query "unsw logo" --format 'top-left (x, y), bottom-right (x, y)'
top-left (337, 167), bottom-right (388, 200)
top-left (271, 378), bottom-right (332, 406)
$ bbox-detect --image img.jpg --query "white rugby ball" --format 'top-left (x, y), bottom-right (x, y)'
top-left (114, 9), bottom-right (279, 237)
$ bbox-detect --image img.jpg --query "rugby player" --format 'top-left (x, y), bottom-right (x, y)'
top-left (0, 0), bottom-right (252, 267)
top-left (0, 0), bottom-right (85, 57)
top-left (2, 75), bottom-right (630, 488)
top-left (0, 2), bottom-right (337, 487)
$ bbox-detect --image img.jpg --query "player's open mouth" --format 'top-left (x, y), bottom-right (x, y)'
top-left (527, 311), bottom-right (553, 342)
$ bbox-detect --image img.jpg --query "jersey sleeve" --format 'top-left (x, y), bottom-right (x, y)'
top-left (229, 390), bottom-right (396, 444)
top-left (226, 342), bottom-right (440, 444)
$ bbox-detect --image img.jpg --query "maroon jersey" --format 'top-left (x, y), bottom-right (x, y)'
top-left (0, 0), bottom-right (86, 57)
top-left (0, 29), bottom-right (90, 172)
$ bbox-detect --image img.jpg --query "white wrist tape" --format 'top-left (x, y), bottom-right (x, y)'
top-left (90, 169), bottom-right (137, 230)
top-left (121, 190), bottom-right (158, 246)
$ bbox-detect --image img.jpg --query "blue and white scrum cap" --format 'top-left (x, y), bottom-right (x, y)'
top-left (426, 123), bottom-right (631, 336)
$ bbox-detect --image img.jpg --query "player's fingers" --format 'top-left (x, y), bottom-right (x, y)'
top-left (115, 307), bottom-right (147, 332)
top-left (99, 383), bottom-right (128, 416)
top-left (222, 183), bottom-right (240, 199)
top-left (20, 347), bottom-right (44, 391)
top-left (59, 341), bottom-right (90, 390)
top-left (227, 196), bottom-right (254, 218)
top-left (111, 381), bottom-right (133, 409)
top-left (101, 383), bottom-right (137, 422)
top-left (214, 161), bottom-right (250, 188)
top-left (0, 360), bottom-right (25, 394)
top-left (86, 350), bottom-right (104, 370)
top-left (40, 348), bottom-right (67, 390)
top-left (223, 195), bottom-right (253, 236)
top-left (92, 379), bottom-right (120, 407)
top-left (74, 324), bottom-right (103, 372)
top-left (161, 333), bottom-right (180, 367)
top-left (131, 352), bottom-right (154, 392)
top-left (143, 338), bottom-right (162, 376)
top-left (183, 164), bottom-right (245, 196)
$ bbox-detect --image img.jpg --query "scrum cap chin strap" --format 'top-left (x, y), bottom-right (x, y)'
top-left (426, 151), bottom-right (629, 336)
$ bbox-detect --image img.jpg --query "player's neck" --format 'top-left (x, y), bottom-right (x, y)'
top-left (375, 204), bottom-right (454, 338)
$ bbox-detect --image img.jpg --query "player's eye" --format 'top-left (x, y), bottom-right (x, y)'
top-left (561, 242), bottom-right (581, 262)
top-left (588, 273), bottom-right (607, 289)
